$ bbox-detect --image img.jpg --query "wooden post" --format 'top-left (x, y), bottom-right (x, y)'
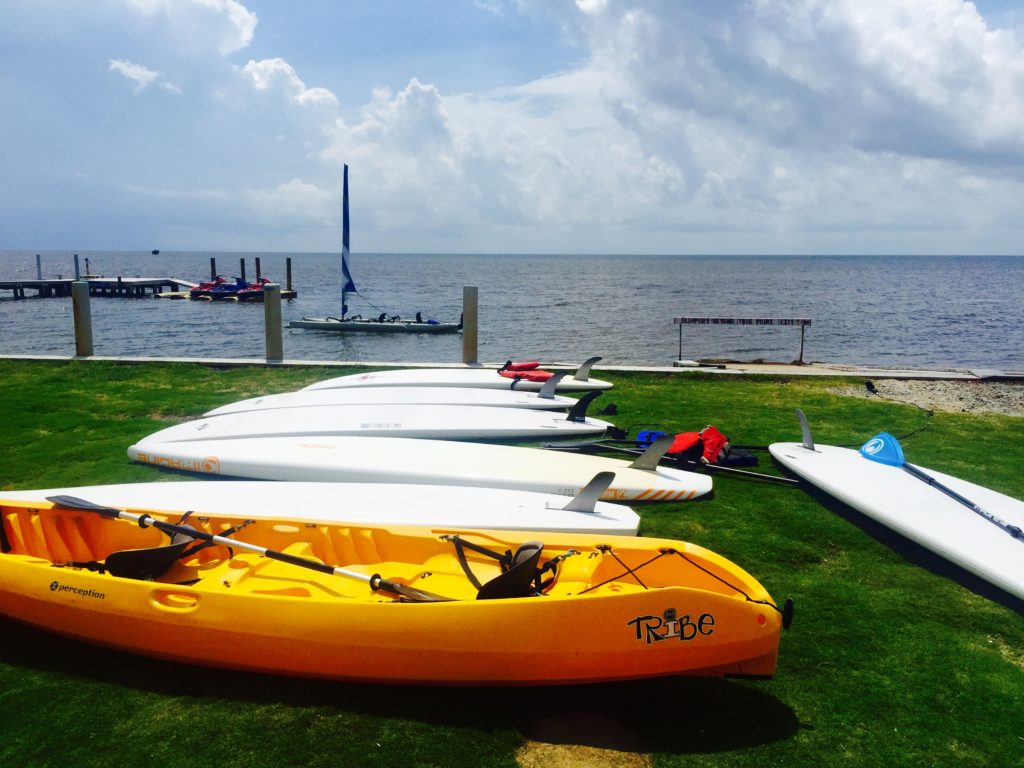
top-left (462, 285), bottom-right (478, 365)
top-left (71, 280), bottom-right (94, 357)
top-left (73, 254), bottom-right (80, 279)
top-left (264, 283), bottom-right (283, 362)
top-left (255, 257), bottom-right (262, 279)
top-left (210, 257), bottom-right (217, 280)
top-left (35, 254), bottom-right (41, 280)
top-left (286, 258), bottom-right (293, 291)
top-left (240, 258), bottom-right (246, 282)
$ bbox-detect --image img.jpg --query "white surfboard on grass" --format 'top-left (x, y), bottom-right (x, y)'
top-left (128, 435), bottom-right (712, 503)
top-left (4, 477), bottom-right (641, 536)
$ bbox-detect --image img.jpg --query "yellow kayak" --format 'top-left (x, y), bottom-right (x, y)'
top-left (0, 495), bottom-right (791, 685)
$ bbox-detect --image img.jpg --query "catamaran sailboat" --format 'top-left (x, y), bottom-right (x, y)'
top-left (288, 165), bottom-right (461, 334)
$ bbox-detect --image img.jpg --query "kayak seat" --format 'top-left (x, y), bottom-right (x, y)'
top-left (477, 540), bottom-right (544, 600)
top-left (102, 515), bottom-right (248, 581)
top-left (105, 540), bottom-right (195, 581)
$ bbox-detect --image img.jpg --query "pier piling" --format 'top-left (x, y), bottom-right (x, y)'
top-left (71, 281), bottom-right (94, 356)
top-left (462, 286), bottom-right (478, 364)
top-left (264, 284), bottom-right (283, 362)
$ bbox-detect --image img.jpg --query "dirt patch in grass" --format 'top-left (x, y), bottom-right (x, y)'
top-left (516, 741), bottom-right (651, 768)
top-left (516, 711), bottom-right (651, 768)
top-left (987, 635), bottom-right (1024, 671)
top-left (830, 380), bottom-right (1024, 417)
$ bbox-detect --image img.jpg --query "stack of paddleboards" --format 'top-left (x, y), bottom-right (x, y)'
top-left (122, 358), bottom-right (714, 536)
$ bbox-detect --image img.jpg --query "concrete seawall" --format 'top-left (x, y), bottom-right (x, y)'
top-left (1, 353), bottom-right (1020, 382)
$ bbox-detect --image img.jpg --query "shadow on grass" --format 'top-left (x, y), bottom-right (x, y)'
top-left (795, 481), bottom-right (1024, 616)
top-left (0, 617), bottom-right (799, 755)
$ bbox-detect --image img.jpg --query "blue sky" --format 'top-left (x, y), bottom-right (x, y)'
top-left (1, 0), bottom-right (1022, 255)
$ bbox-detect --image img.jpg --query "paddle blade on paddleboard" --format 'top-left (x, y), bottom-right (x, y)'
top-left (859, 432), bottom-right (905, 467)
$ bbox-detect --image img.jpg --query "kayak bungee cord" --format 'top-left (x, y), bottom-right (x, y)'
top-left (577, 545), bottom-right (795, 629)
top-left (590, 543), bottom-right (652, 589)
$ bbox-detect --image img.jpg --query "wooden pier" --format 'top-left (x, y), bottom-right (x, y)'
top-left (0, 276), bottom-right (197, 299)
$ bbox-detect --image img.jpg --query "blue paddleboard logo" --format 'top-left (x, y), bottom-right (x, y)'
top-left (861, 437), bottom-right (885, 455)
top-left (859, 432), bottom-right (905, 467)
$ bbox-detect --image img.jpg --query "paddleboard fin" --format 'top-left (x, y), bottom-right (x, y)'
top-left (538, 372), bottom-right (566, 399)
top-left (859, 432), bottom-right (905, 467)
top-left (795, 409), bottom-right (815, 451)
top-left (561, 472), bottom-right (615, 513)
top-left (629, 435), bottom-right (672, 471)
top-left (566, 390), bottom-right (601, 423)
top-left (574, 356), bottom-right (601, 382)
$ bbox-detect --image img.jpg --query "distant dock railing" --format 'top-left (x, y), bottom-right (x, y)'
top-left (0, 255), bottom-right (296, 300)
top-left (0, 276), bottom-right (194, 299)
top-left (673, 316), bottom-right (812, 364)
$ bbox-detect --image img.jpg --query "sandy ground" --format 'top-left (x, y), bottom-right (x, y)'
top-left (830, 379), bottom-right (1024, 417)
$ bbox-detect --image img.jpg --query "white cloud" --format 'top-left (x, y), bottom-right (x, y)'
top-left (121, 183), bottom-right (229, 200)
top-left (125, 0), bottom-right (258, 56)
top-left (577, 0), bottom-right (1024, 167)
top-left (109, 59), bottom-right (161, 92)
top-left (473, 0), bottom-right (506, 16)
top-left (15, 0), bottom-right (1024, 253)
top-left (245, 178), bottom-right (335, 225)
top-left (109, 58), bottom-right (182, 95)
top-left (292, 1), bottom-right (1010, 252)
top-left (242, 58), bottom-right (339, 107)
top-left (575, 0), bottom-right (608, 14)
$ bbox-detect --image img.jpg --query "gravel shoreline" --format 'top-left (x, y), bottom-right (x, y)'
top-left (830, 379), bottom-right (1024, 417)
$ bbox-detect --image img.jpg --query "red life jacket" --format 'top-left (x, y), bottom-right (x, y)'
top-left (660, 426), bottom-right (731, 464)
top-left (497, 361), bottom-right (555, 382)
top-left (698, 425), bottom-right (730, 464)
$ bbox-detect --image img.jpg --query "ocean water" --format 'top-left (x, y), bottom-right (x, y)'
top-left (0, 251), bottom-right (1021, 370)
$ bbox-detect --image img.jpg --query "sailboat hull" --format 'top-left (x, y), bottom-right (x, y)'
top-left (289, 317), bottom-right (461, 334)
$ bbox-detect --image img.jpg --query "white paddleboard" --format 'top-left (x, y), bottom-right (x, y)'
top-left (205, 386), bottom-right (578, 417)
top-left (128, 436), bottom-right (712, 502)
top-left (139, 404), bottom-right (611, 444)
top-left (303, 364), bottom-right (612, 393)
top-left (3, 480), bottom-right (640, 536)
top-left (770, 441), bottom-right (1024, 601)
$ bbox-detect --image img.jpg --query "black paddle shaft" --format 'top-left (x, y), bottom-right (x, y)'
top-left (902, 465), bottom-right (1024, 540)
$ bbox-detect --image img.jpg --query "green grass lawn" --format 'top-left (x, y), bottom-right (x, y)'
top-left (0, 360), bottom-right (1021, 768)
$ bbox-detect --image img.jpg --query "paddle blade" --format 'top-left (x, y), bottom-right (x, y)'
top-left (46, 495), bottom-right (122, 517)
top-left (859, 432), bottom-right (905, 467)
